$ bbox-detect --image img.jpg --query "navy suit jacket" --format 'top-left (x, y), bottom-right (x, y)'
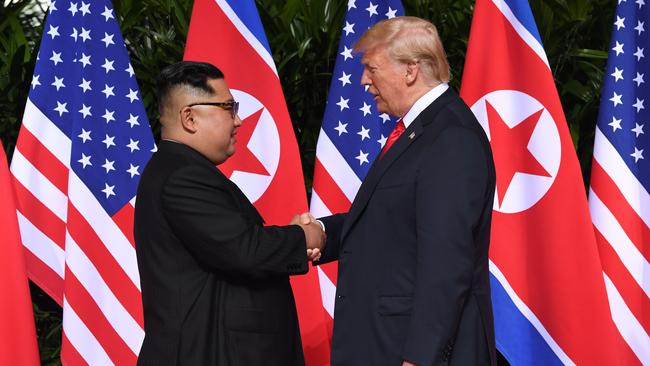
top-left (318, 89), bottom-right (497, 366)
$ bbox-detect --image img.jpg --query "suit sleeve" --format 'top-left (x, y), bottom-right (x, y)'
top-left (314, 213), bottom-right (346, 264)
top-left (402, 126), bottom-right (490, 365)
top-left (161, 165), bottom-right (308, 277)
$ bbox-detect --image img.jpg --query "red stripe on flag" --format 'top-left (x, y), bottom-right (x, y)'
top-left (112, 203), bottom-right (136, 247)
top-left (591, 161), bottom-right (650, 263)
top-left (312, 158), bottom-right (352, 214)
top-left (64, 270), bottom-right (138, 365)
top-left (13, 178), bottom-right (66, 249)
top-left (595, 229), bottom-right (650, 337)
top-left (23, 248), bottom-right (63, 305)
top-left (67, 205), bottom-right (144, 327)
top-left (15, 130), bottom-right (68, 194)
top-left (61, 332), bottom-right (90, 366)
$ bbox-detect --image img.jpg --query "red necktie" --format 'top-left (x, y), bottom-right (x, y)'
top-left (380, 119), bottom-right (405, 158)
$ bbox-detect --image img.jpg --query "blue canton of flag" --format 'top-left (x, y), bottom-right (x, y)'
top-left (321, 0), bottom-right (404, 178)
top-left (30, 0), bottom-right (155, 215)
top-left (598, 0), bottom-right (649, 180)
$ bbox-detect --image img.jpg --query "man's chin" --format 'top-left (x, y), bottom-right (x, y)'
top-left (374, 102), bottom-right (388, 114)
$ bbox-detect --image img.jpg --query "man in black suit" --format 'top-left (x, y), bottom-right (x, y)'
top-left (305, 17), bottom-right (497, 365)
top-left (134, 61), bottom-right (324, 365)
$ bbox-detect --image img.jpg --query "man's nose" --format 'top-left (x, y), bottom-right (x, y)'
top-left (360, 69), bottom-right (371, 86)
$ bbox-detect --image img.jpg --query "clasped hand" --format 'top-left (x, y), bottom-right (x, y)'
top-left (290, 212), bottom-right (325, 262)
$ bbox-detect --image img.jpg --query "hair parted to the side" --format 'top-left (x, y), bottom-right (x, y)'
top-left (354, 16), bottom-right (450, 83)
top-left (157, 61), bottom-right (225, 115)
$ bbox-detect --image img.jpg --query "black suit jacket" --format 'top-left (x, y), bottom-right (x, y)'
top-left (318, 89), bottom-right (497, 366)
top-left (135, 141), bottom-right (307, 366)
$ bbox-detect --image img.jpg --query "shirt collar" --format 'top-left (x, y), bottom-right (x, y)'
top-left (401, 82), bottom-right (449, 128)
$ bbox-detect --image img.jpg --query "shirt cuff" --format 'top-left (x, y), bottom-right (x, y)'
top-left (315, 219), bottom-right (325, 233)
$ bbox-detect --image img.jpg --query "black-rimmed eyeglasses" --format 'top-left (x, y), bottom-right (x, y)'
top-left (185, 101), bottom-right (239, 119)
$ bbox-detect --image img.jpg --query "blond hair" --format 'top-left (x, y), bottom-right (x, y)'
top-left (354, 16), bottom-right (450, 83)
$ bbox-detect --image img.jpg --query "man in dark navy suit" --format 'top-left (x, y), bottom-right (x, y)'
top-left (305, 17), bottom-right (497, 366)
top-left (134, 61), bottom-right (324, 365)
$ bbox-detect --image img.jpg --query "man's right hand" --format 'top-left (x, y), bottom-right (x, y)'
top-left (291, 212), bottom-right (317, 226)
top-left (298, 219), bottom-right (326, 250)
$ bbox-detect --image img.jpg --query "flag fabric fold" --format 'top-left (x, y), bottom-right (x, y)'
top-left (0, 142), bottom-right (40, 366)
top-left (589, 0), bottom-right (650, 363)
top-left (11, 0), bottom-right (155, 364)
top-left (183, 0), bottom-right (329, 363)
top-left (460, 0), bottom-right (637, 364)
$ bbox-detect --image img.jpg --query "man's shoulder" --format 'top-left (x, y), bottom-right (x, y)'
top-left (431, 91), bottom-right (482, 131)
top-left (414, 92), bottom-right (491, 153)
top-left (141, 145), bottom-right (189, 181)
top-left (143, 141), bottom-right (217, 179)
top-left (416, 88), bottom-right (470, 124)
top-left (435, 89), bottom-right (472, 117)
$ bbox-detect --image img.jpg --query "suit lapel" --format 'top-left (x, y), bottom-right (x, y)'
top-left (340, 88), bottom-right (457, 242)
top-left (340, 121), bottom-right (423, 241)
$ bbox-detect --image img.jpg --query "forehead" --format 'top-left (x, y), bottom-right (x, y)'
top-left (361, 47), bottom-right (389, 66)
top-left (206, 78), bottom-right (233, 100)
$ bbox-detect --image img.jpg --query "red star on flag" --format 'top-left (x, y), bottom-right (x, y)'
top-left (219, 107), bottom-right (270, 178)
top-left (486, 101), bottom-right (551, 206)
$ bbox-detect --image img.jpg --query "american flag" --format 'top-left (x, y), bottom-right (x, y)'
top-left (589, 0), bottom-right (650, 362)
top-left (10, 0), bottom-right (154, 364)
top-left (309, 0), bottom-right (403, 327)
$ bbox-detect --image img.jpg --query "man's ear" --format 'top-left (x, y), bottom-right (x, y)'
top-left (405, 61), bottom-right (420, 86)
top-left (179, 106), bottom-right (198, 133)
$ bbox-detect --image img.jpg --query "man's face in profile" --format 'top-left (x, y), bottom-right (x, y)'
top-left (189, 78), bottom-right (242, 164)
top-left (360, 47), bottom-right (407, 117)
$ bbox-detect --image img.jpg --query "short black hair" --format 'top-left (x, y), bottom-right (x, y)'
top-left (157, 61), bottom-right (224, 108)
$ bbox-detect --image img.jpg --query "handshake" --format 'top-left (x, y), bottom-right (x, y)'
top-left (290, 212), bottom-right (325, 262)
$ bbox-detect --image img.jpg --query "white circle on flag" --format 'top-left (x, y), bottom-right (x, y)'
top-left (471, 90), bottom-right (561, 213)
top-left (230, 89), bottom-right (280, 203)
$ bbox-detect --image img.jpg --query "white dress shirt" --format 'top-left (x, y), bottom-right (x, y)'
top-left (402, 82), bottom-right (449, 128)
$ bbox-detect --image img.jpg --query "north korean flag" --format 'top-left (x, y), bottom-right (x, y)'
top-left (460, 0), bottom-right (637, 364)
top-left (184, 0), bottom-right (330, 363)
